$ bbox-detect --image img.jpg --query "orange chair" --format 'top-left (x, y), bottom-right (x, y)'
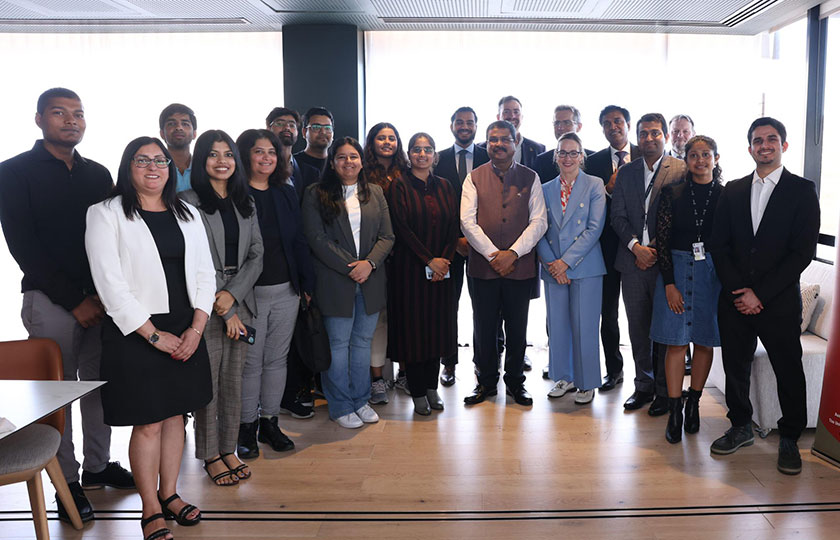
top-left (0, 338), bottom-right (84, 538)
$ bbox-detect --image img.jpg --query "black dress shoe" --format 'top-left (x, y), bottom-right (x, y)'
top-left (599, 372), bottom-right (624, 392)
top-left (541, 365), bottom-right (550, 379)
top-left (648, 395), bottom-right (670, 416)
top-left (623, 390), bottom-right (654, 410)
top-left (57, 481), bottom-right (94, 523)
top-left (440, 366), bottom-right (456, 387)
top-left (258, 416), bottom-right (295, 452)
top-left (506, 386), bottom-right (533, 406)
top-left (464, 385), bottom-right (497, 405)
top-left (778, 437), bottom-right (802, 475)
top-left (665, 397), bottom-right (683, 444)
top-left (683, 388), bottom-right (702, 434)
top-left (523, 355), bottom-right (532, 371)
top-left (237, 419), bottom-right (259, 459)
top-left (81, 461), bottom-right (135, 490)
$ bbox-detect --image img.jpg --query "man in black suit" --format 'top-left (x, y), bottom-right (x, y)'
top-left (266, 106), bottom-right (319, 202)
top-left (709, 117), bottom-right (820, 475)
top-left (480, 96), bottom-right (545, 170)
top-left (436, 106), bottom-right (490, 386)
top-left (583, 105), bottom-right (639, 394)
top-left (534, 105), bottom-right (591, 184)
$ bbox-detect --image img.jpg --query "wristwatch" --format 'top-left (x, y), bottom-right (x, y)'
top-left (148, 330), bottom-right (160, 344)
top-left (366, 259), bottom-right (377, 271)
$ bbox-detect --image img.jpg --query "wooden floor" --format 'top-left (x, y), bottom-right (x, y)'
top-left (2, 345), bottom-right (840, 539)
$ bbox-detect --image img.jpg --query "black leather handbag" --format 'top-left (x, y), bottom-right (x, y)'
top-left (294, 297), bottom-right (331, 373)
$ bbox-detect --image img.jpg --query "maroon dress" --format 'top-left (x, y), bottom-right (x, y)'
top-left (386, 172), bottom-right (459, 363)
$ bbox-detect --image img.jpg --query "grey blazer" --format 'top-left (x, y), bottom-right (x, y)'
top-left (301, 183), bottom-right (394, 318)
top-left (180, 190), bottom-right (264, 320)
top-left (610, 155), bottom-right (686, 274)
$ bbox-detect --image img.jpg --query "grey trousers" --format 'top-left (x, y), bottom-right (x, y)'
top-left (21, 290), bottom-right (111, 483)
top-left (620, 268), bottom-right (667, 396)
top-left (241, 283), bottom-right (299, 422)
top-left (194, 312), bottom-right (250, 460)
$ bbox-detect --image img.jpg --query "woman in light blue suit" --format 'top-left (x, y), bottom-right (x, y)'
top-left (537, 133), bottom-right (607, 405)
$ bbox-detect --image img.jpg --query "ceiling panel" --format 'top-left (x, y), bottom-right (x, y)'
top-left (0, 0), bottom-right (822, 34)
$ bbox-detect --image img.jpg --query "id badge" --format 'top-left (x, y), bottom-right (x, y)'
top-left (692, 241), bottom-right (706, 261)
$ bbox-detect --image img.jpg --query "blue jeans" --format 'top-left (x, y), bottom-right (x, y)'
top-left (322, 288), bottom-right (379, 419)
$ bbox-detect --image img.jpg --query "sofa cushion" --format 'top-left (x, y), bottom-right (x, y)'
top-left (800, 282), bottom-right (820, 333)
top-left (802, 260), bottom-right (834, 340)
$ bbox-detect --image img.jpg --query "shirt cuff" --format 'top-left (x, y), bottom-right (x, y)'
top-left (628, 238), bottom-right (639, 251)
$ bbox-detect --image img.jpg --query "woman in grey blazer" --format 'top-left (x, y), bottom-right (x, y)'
top-left (302, 137), bottom-right (394, 429)
top-left (180, 130), bottom-right (264, 486)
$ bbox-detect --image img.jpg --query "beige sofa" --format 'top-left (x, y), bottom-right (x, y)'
top-left (707, 259), bottom-right (835, 436)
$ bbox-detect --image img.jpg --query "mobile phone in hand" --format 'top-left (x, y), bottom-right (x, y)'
top-left (238, 324), bottom-right (257, 345)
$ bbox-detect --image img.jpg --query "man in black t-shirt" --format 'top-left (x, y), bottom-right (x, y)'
top-left (0, 88), bottom-right (134, 523)
top-left (294, 106), bottom-right (334, 174)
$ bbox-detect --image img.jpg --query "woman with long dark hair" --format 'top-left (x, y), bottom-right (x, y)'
top-left (181, 130), bottom-right (264, 485)
top-left (302, 137), bottom-right (394, 429)
top-left (233, 129), bottom-right (315, 458)
top-left (86, 136), bottom-right (215, 540)
top-left (363, 122), bottom-right (408, 403)
top-left (387, 132), bottom-right (458, 415)
top-left (651, 135), bottom-right (724, 443)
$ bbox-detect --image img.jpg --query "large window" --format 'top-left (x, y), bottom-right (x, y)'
top-left (0, 31), bottom-right (284, 341)
top-left (818, 14), bottom-right (840, 261)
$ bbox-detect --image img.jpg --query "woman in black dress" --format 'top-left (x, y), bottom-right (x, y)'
top-left (387, 132), bottom-right (459, 416)
top-left (86, 137), bottom-right (216, 540)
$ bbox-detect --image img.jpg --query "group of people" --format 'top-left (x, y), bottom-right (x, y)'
top-left (0, 88), bottom-right (820, 540)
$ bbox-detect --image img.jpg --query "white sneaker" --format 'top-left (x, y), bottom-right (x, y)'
top-left (574, 389), bottom-right (595, 404)
top-left (333, 412), bottom-right (363, 429)
top-left (547, 380), bottom-right (575, 398)
top-left (355, 404), bottom-right (380, 423)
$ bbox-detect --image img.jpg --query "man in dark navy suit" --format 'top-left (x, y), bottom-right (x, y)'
top-left (266, 106), bottom-right (320, 202)
top-left (436, 106), bottom-right (489, 386)
top-left (583, 105), bottom-right (640, 394)
top-left (709, 117), bottom-right (819, 475)
top-left (534, 105), bottom-right (592, 184)
top-left (480, 96), bottom-right (545, 170)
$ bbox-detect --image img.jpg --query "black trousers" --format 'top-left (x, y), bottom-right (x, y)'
top-left (718, 298), bottom-right (806, 440)
top-left (471, 277), bottom-right (531, 389)
top-left (601, 264), bottom-right (624, 376)
top-left (442, 253), bottom-right (467, 368)
top-left (282, 335), bottom-right (313, 403)
top-left (406, 359), bottom-right (440, 397)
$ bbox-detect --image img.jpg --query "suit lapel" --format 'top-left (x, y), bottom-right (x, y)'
top-left (235, 204), bottom-right (250, 267)
top-left (754, 169), bottom-right (788, 239)
top-left (544, 180), bottom-right (564, 230)
top-left (560, 172), bottom-right (586, 229)
top-left (650, 158), bottom-right (670, 205)
top-left (206, 210), bottom-right (226, 265)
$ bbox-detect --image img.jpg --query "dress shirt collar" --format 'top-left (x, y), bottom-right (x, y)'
top-left (31, 139), bottom-right (87, 165)
top-left (752, 165), bottom-right (783, 185)
top-left (644, 154), bottom-right (664, 174)
top-left (453, 142), bottom-right (475, 155)
top-left (610, 143), bottom-right (629, 159)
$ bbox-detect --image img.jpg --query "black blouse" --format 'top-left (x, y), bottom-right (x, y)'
top-left (656, 179), bottom-right (722, 285)
top-left (249, 186), bottom-right (291, 286)
top-left (217, 197), bottom-right (239, 267)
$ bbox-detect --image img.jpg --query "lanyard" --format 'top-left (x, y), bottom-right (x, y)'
top-left (641, 159), bottom-right (663, 235)
top-left (689, 180), bottom-right (715, 242)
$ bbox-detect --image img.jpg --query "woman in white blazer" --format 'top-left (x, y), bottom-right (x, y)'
top-left (86, 136), bottom-right (216, 540)
top-left (537, 133), bottom-right (607, 405)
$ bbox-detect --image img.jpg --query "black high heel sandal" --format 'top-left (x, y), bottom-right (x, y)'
top-left (141, 513), bottom-right (171, 540)
top-left (158, 492), bottom-right (201, 526)
top-left (203, 455), bottom-right (239, 486)
top-left (221, 452), bottom-right (251, 480)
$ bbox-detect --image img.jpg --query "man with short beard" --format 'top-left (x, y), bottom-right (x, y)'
top-left (294, 107), bottom-right (334, 174)
top-left (266, 106), bottom-right (319, 201)
top-left (668, 114), bottom-right (695, 159)
top-left (159, 103), bottom-right (197, 192)
top-left (434, 106), bottom-right (490, 386)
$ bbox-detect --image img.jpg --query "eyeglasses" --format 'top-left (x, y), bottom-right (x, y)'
top-left (553, 120), bottom-right (575, 127)
top-left (307, 124), bottom-right (333, 133)
top-left (410, 146), bottom-right (434, 155)
top-left (270, 119), bottom-right (297, 129)
top-left (133, 157), bottom-right (171, 169)
top-left (487, 137), bottom-right (514, 144)
top-left (556, 151), bottom-right (582, 158)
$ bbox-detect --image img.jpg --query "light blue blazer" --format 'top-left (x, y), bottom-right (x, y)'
top-left (537, 170), bottom-right (607, 280)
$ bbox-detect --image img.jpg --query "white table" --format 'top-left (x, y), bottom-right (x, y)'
top-left (0, 380), bottom-right (105, 440)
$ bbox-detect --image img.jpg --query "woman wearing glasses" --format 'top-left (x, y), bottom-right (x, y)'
top-left (362, 122), bottom-right (409, 403)
top-left (537, 133), bottom-right (607, 405)
top-left (86, 137), bottom-right (215, 540)
top-left (650, 135), bottom-right (723, 443)
top-left (387, 133), bottom-right (458, 415)
top-left (181, 130), bottom-right (264, 486)
top-left (302, 137), bottom-right (394, 428)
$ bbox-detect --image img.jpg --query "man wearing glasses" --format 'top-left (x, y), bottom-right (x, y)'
top-left (158, 103), bottom-right (197, 192)
top-left (534, 105), bottom-right (591, 184)
top-left (294, 107), bottom-right (334, 175)
top-left (460, 120), bottom-right (547, 407)
top-left (266, 106), bottom-right (320, 202)
top-left (0, 88), bottom-right (134, 524)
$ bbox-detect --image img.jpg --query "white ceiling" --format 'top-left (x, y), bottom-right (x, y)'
top-left (0, 0), bottom-right (824, 34)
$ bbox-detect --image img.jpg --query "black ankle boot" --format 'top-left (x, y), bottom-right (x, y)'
top-left (237, 419), bottom-right (259, 459)
top-left (258, 416), bottom-right (295, 452)
top-left (684, 388), bottom-right (702, 434)
top-left (665, 397), bottom-right (683, 444)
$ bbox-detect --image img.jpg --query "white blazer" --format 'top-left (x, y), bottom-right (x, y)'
top-left (85, 196), bottom-right (216, 336)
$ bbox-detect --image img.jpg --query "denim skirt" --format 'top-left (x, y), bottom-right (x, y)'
top-left (650, 250), bottom-right (721, 347)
